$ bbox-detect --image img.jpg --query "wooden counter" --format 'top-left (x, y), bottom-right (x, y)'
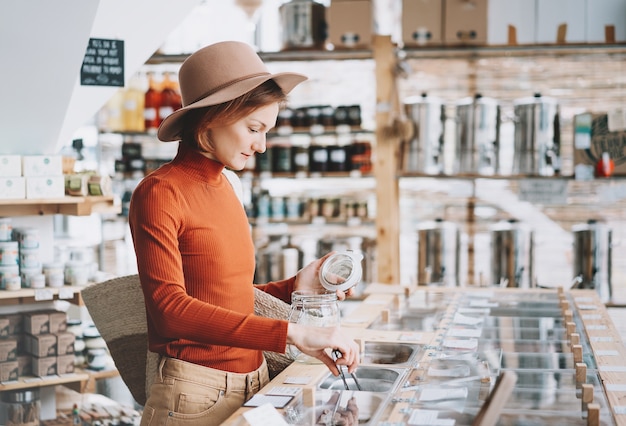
top-left (224, 286), bottom-right (626, 425)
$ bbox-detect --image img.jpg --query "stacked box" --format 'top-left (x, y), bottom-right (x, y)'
top-left (22, 155), bottom-right (64, 199)
top-left (0, 155), bottom-right (25, 199)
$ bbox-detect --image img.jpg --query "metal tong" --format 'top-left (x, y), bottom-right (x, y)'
top-left (332, 349), bottom-right (362, 391)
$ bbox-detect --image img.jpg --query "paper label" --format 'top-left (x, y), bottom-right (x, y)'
top-left (447, 328), bottom-right (483, 338)
top-left (243, 403), bottom-right (289, 426)
top-left (419, 387), bottom-right (468, 402)
top-left (453, 313), bottom-right (484, 326)
top-left (442, 339), bottom-right (478, 350)
top-left (591, 336), bottom-right (613, 342)
top-left (605, 384), bottom-right (626, 392)
top-left (283, 376), bottom-right (312, 385)
top-left (599, 366), bottom-right (626, 372)
top-left (266, 386), bottom-right (301, 396)
top-left (608, 108), bottom-right (626, 132)
top-left (613, 406), bottom-right (626, 415)
top-left (595, 350), bottom-right (619, 356)
top-left (582, 314), bottom-right (602, 320)
top-left (586, 325), bottom-right (607, 330)
top-left (578, 304), bottom-right (598, 310)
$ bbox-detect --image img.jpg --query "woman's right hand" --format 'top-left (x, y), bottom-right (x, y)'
top-left (286, 323), bottom-right (360, 376)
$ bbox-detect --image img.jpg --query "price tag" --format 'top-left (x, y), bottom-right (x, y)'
top-left (266, 386), bottom-right (301, 396)
top-left (34, 289), bottom-right (54, 301)
top-left (58, 288), bottom-right (75, 300)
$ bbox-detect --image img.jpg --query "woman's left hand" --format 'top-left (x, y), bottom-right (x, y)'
top-left (294, 252), bottom-right (355, 301)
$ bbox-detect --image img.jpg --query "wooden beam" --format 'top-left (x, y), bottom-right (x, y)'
top-left (373, 35), bottom-right (400, 284)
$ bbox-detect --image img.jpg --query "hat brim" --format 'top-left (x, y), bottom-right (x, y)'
top-left (157, 72), bottom-right (307, 142)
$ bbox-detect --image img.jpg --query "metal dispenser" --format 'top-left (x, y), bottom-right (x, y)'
top-left (512, 93), bottom-right (560, 176)
top-left (572, 219), bottom-right (612, 303)
top-left (490, 219), bottom-right (534, 288)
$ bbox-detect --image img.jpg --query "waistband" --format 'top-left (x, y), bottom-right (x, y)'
top-left (159, 356), bottom-right (268, 394)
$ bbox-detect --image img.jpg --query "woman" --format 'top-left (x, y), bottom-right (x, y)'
top-left (128, 41), bottom-right (360, 425)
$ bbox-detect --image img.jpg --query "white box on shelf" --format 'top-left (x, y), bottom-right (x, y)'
top-left (0, 177), bottom-right (26, 199)
top-left (26, 176), bottom-right (65, 199)
top-left (0, 155), bottom-right (22, 177)
top-left (22, 155), bottom-right (63, 176)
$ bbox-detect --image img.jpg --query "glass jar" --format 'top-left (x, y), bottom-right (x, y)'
top-left (1, 389), bottom-right (40, 426)
top-left (287, 290), bottom-right (339, 363)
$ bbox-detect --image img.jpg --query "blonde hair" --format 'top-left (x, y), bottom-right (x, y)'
top-left (181, 80), bottom-right (287, 153)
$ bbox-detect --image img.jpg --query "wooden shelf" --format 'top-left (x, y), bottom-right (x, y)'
top-left (0, 372), bottom-right (90, 392)
top-left (402, 43), bottom-right (626, 59)
top-left (0, 368), bottom-right (120, 393)
top-left (147, 43), bottom-right (626, 65)
top-left (0, 196), bottom-right (120, 217)
top-left (0, 286), bottom-right (87, 306)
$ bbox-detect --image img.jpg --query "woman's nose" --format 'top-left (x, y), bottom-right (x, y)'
top-left (252, 135), bottom-right (267, 154)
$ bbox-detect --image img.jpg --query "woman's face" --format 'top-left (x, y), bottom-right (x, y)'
top-left (203, 102), bottom-right (279, 170)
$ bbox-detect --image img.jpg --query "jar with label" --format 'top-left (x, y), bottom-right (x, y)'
top-left (328, 144), bottom-right (350, 172)
top-left (64, 261), bottom-right (91, 286)
top-left (0, 241), bottom-right (19, 266)
top-left (309, 144), bottom-right (329, 173)
top-left (0, 265), bottom-right (19, 290)
top-left (16, 228), bottom-right (40, 249)
top-left (0, 218), bottom-right (12, 242)
top-left (286, 291), bottom-right (339, 363)
top-left (1, 389), bottom-right (40, 425)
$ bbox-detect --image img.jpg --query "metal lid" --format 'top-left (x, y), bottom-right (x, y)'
top-left (513, 92), bottom-right (559, 107)
top-left (319, 250), bottom-right (363, 292)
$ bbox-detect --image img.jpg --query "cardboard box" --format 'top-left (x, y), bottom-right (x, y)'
top-left (32, 355), bottom-right (57, 376)
top-left (444, 0), bottom-right (488, 45)
top-left (327, 0), bottom-right (373, 49)
top-left (47, 310), bottom-right (68, 334)
top-left (16, 354), bottom-right (32, 377)
top-left (0, 176), bottom-right (26, 199)
top-left (402, 0), bottom-right (443, 46)
top-left (22, 155), bottom-right (63, 176)
top-left (0, 338), bottom-right (17, 361)
top-left (0, 360), bottom-right (18, 382)
top-left (573, 112), bottom-right (626, 177)
top-left (57, 354), bottom-right (75, 374)
top-left (0, 155), bottom-right (22, 177)
top-left (27, 333), bottom-right (57, 357)
top-left (26, 175), bottom-right (65, 199)
top-left (23, 311), bottom-right (50, 335)
top-left (56, 332), bottom-right (75, 355)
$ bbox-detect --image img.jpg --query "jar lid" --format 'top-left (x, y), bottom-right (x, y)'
top-left (319, 251), bottom-right (363, 292)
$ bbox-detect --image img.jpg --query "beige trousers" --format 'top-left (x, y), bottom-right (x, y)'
top-left (140, 356), bottom-right (269, 426)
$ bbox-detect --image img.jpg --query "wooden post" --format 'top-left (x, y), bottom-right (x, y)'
top-left (373, 34), bottom-right (401, 285)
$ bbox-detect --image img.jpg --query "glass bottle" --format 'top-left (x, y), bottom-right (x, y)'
top-left (286, 290), bottom-right (339, 363)
top-left (159, 72), bottom-right (182, 124)
top-left (122, 73), bottom-right (145, 132)
top-left (144, 72), bottom-right (162, 133)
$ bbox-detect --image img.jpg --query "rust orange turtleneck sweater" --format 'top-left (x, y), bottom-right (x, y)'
top-left (129, 143), bottom-right (294, 373)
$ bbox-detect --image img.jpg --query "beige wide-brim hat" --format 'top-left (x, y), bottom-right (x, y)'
top-left (158, 41), bottom-right (308, 142)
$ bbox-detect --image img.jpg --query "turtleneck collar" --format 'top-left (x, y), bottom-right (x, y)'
top-left (171, 142), bottom-right (225, 184)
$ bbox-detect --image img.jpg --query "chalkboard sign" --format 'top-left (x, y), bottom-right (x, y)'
top-left (80, 38), bottom-right (124, 87)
